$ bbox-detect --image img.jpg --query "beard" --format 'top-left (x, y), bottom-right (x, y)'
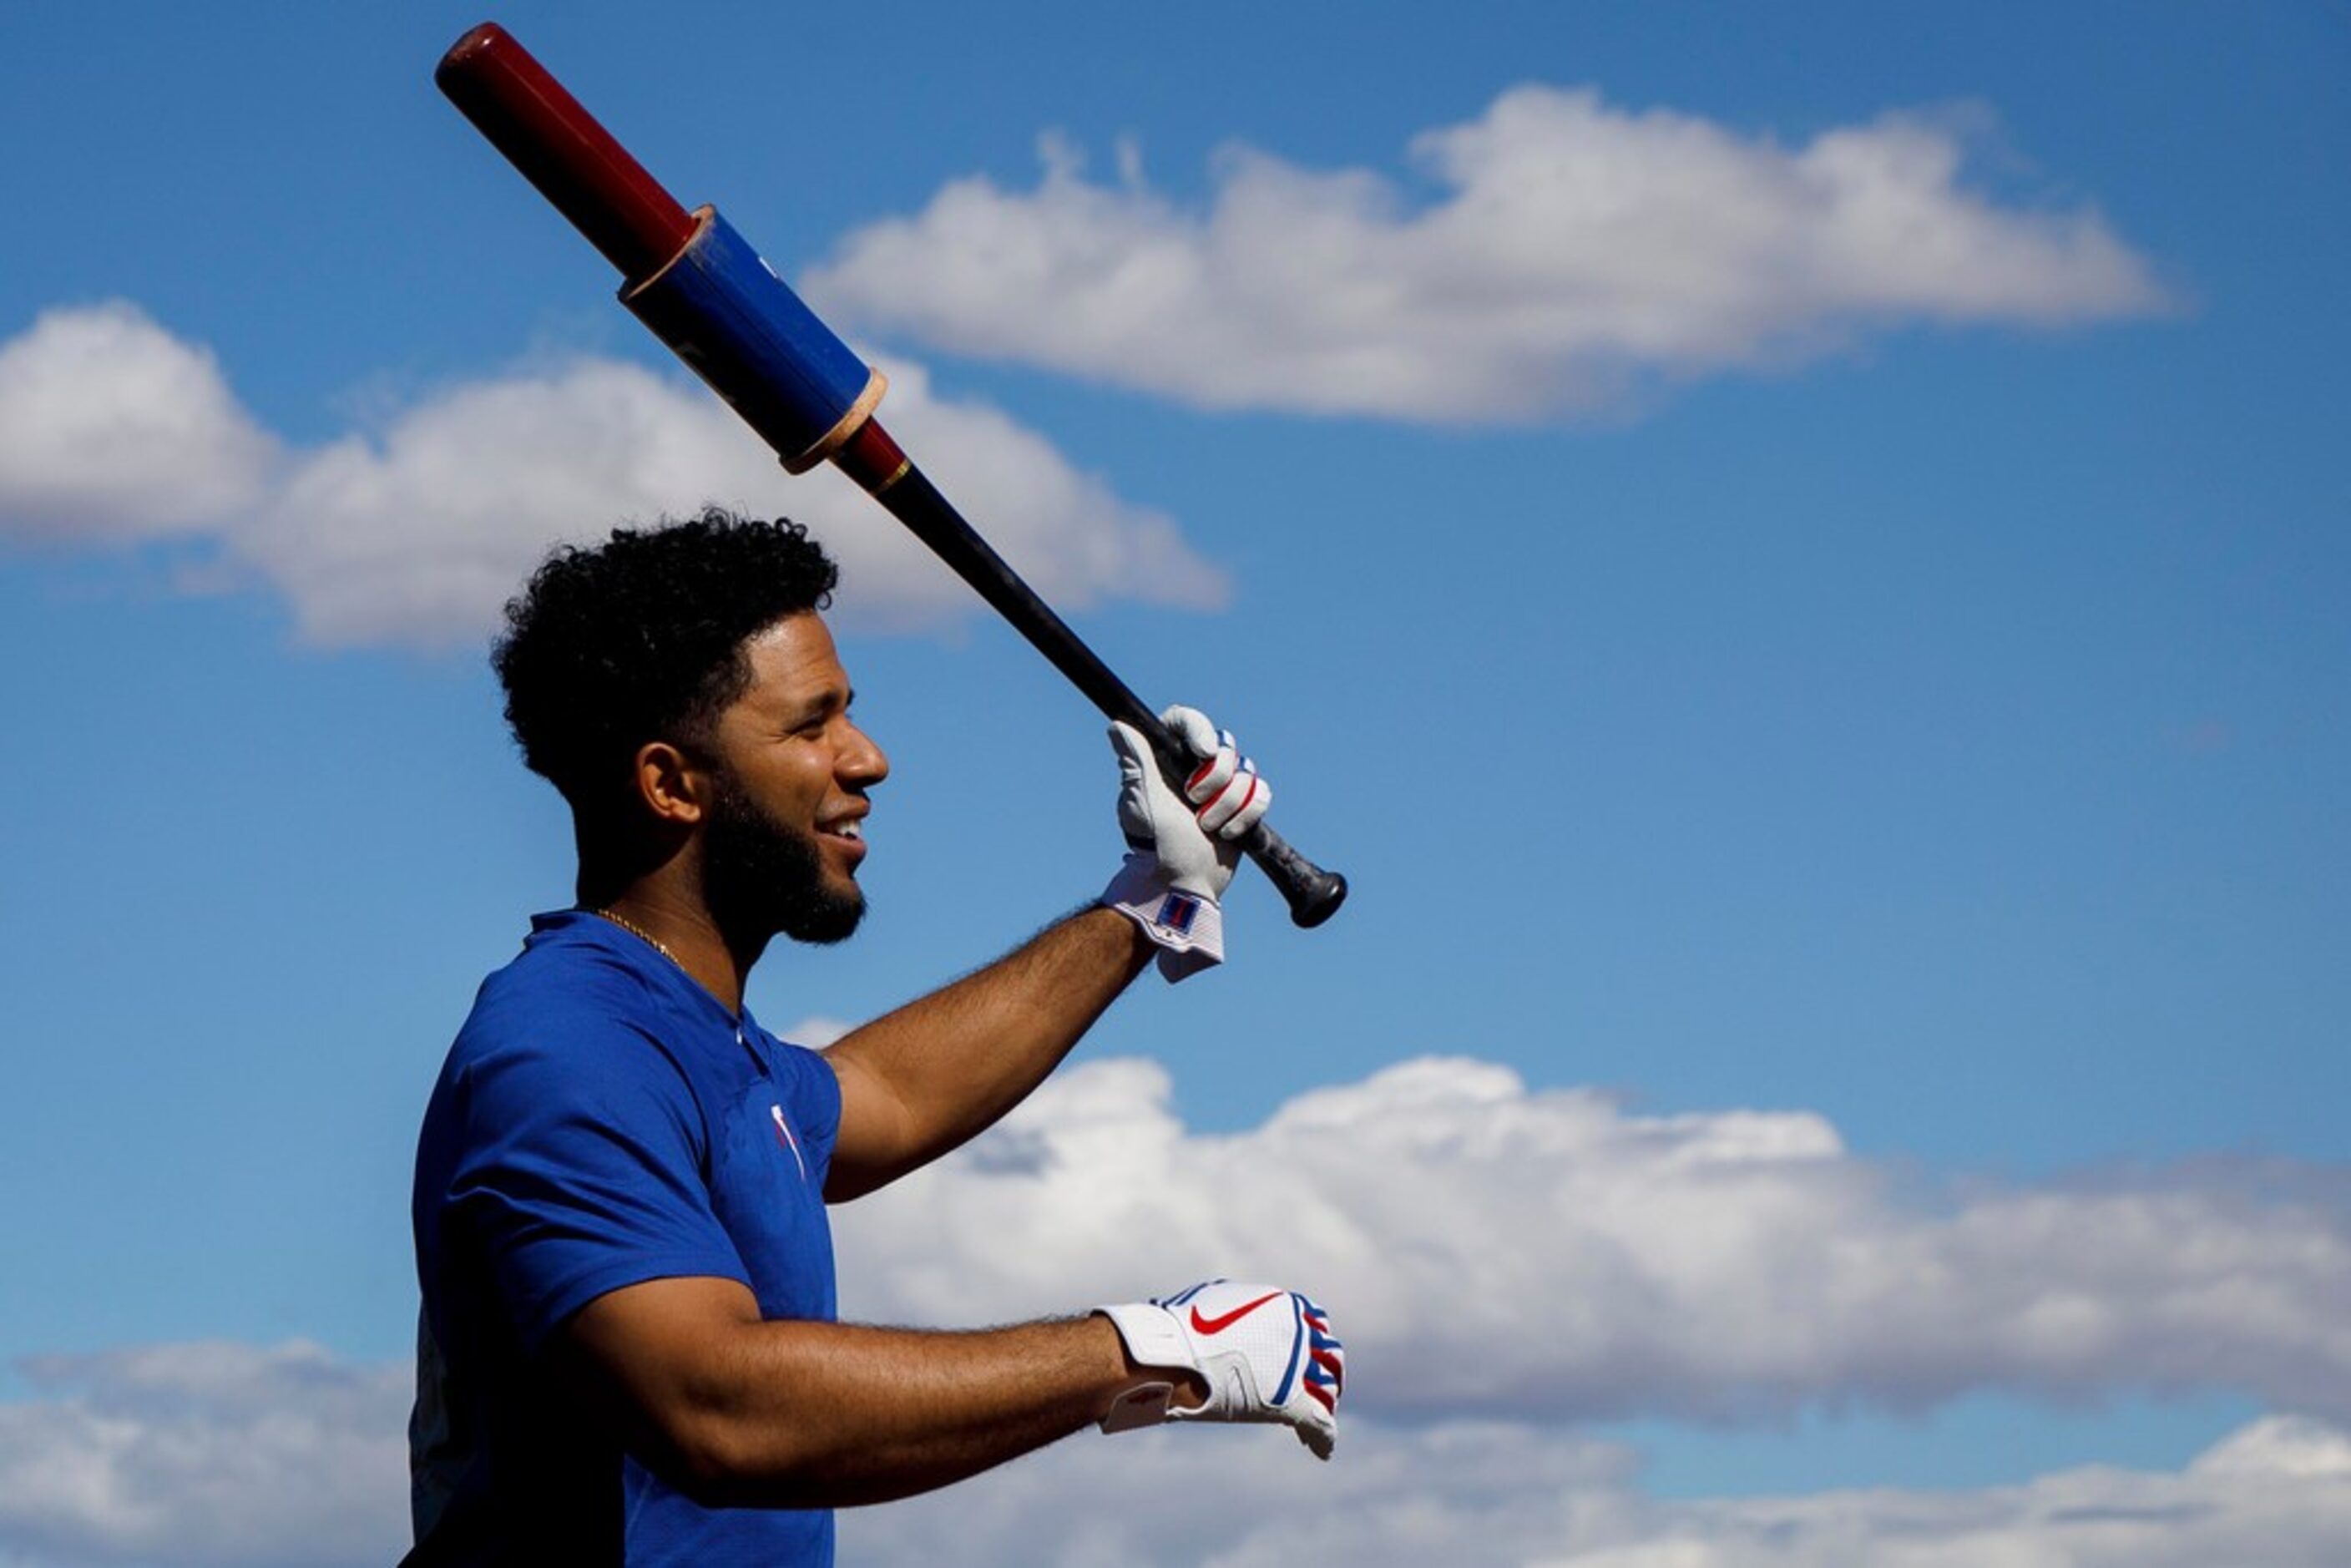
top-left (701, 769), bottom-right (867, 947)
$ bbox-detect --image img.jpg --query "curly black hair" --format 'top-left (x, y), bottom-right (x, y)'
top-left (493, 508), bottom-right (839, 807)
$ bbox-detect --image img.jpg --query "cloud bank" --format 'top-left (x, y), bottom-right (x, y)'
top-left (0, 1341), bottom-right (407, 1568)
top-left (805, 89), bottom-right (2171, 421)
top-left (833, 1056), bottom-right (2351, 1423)
top-left (4, 1351), bottom-right (2346, 1568)
top-left (847, 1412), bottom-right (2351, 1568)
top-left (0, 303), bottom-right (1223, 649)
top-left (4, 1058), bottom-right (2348, 1563)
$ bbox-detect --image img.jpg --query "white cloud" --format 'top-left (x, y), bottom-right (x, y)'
top-left (843, 1413), bottom-right (2351, 1568)
top-left (780, 1015), bottom-right (856, 1048)
top-left (0, 304), bottom-right (278, 542)
top-left (5, 1048), bottom-right (2348, 1567)
top-left (0, 1341), bottom-right (407, 1567)
top-left (834, 1057), bottom-right (2351, 1423)
top-left (6, 1059), bottom-right (2343, 1565)
top-left (2192, 1412), bottom-right (2351, 1480)
top-left (4, 1062), bottom-right (2332, 1560)
top-left (0, 305), bottom-right (1223, 649)
top-left (803, 89), bottom-right (2172, 422)
top-left (6, 1342), bottom-right (2344, 1568)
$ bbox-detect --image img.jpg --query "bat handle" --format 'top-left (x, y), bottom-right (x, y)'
top-left (1131, 717), bottom-right (1347, 929)
top-left (837, 434), bottom-right (1349, 928)
top-left (1241, 818), bottom-right (1349, 928)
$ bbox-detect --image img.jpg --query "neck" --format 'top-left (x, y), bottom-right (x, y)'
top-left (579, 873), bottom-right (765, 1017)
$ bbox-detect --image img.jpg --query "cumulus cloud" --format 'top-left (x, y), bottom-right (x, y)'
top-left (0, 1341), bottom-right (407, 1567)
top-left (6, 1050), bottom-right (2349, 1565)
top-left (834, 1057), bottom-right (2351, 1423)
top-left (804, 89), bottom-right (2172, 421)
top-left (0, 304), bottom-right (278, 541)
top-left (846, 1412), bottom-right (2351, 1568)
top-left (5, 1343), bottom-right (2345, 1568)
top-left (0, 305), bottom-right (1223, 648)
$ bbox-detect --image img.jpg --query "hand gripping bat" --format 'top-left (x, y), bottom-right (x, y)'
top-left (435, 23), bottom-right (1346, 928)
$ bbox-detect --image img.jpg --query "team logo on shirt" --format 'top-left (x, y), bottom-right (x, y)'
top-left (770, 1104), bottom-right (808, 1182)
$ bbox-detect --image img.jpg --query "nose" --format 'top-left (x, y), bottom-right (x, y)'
top-left (839, 720), bottom-right (888, 787)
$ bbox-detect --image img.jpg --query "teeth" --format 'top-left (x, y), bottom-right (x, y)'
top-left (831, 822), bottom-right (862, 840)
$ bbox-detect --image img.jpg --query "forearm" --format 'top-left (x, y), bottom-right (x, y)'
top-left (823, 904), bottom-right (1152, 1197)
top-left (585, 1305), bottom-right (1142, 1509)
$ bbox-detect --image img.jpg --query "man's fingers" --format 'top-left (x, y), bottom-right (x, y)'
top-left (1196, 764), bottom-right (1270, 838)
top-left (1160, 704), bottom-right (1221, 760)
top-left (1185, 742), bottom-right (1239, 802)
top-left (1301, 1294), bottom-right (1344, 1430)
top-left (1165, 716), bottom-right (1273, 841)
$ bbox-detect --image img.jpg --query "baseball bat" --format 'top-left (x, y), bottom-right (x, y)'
top-left (435, 24), bottom-right (1346, 928)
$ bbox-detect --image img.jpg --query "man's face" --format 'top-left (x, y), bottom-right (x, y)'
top-left (700, 613), bottom-right (888, 945)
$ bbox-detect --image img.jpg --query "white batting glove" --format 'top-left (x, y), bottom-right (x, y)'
top-left (1102, 706), bottom-right (1273, 981)
top-left (1095, 1279), bottom-right (1343, 1460)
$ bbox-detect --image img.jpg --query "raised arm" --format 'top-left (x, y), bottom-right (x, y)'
top-left (822, 905), bottom-right (1152, 1201)
top-left (822, 706), bottom-right (1274, 1201)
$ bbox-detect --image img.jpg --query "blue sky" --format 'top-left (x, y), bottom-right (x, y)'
top-left (3, 3), bottom-right (2347, 1562)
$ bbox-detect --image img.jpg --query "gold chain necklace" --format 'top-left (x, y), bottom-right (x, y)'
top-left (590, 907), bottom-right (683, 969)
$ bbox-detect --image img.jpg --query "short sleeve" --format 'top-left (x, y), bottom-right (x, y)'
top-left (438, 1020), bottom-right (752, 1351)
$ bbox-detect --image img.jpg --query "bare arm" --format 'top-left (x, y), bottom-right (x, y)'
top-left (556, 1274), bottom-right (1189, 1508)
top-left (822, 904), bottom-right (1153, 1201)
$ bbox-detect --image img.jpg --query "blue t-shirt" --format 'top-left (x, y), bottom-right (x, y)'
top-left (407, 910), bottom-right (842, 1565)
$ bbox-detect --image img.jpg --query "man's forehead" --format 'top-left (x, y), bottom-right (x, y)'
top-left (736, 612), bottom-right (850, 706)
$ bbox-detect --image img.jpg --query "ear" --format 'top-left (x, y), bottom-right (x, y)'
top-left (629, 741), bottom-right (712, 827)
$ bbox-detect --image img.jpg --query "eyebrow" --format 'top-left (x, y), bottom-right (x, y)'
top-left (779, 685), bottom-right (853, 727)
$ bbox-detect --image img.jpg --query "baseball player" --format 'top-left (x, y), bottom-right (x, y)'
top-left (403, 510), bottom-right (1342, 1565)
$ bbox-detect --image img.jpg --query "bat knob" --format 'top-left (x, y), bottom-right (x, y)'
top-left (1285, 867), bottom-right (1349, 928)
top-left (1246, 822), bottom-right (1348, 928)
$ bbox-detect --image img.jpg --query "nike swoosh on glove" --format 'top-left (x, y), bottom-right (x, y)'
top-left (1095, 1278), bottom-right (1344, 1459)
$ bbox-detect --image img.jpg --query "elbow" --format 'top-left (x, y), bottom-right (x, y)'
top-left (822, 1162), bottom-right (890, 1204)
top-left (665, 1411), bottom-right (919, 1511)
top-left (651, 1405), bottom-right (829, 1511)
top-left (555, 1277), bottom-right (850, 1509)
top-left (660, 1413), bottom-right (755, 1507)
top-left (615, 1402), bottom-right (744, 1507)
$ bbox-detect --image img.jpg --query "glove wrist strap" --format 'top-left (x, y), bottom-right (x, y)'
top-left (1100, 1381), bottom-right (1177, 1434)
top-left (1093, 1302), bottom-right (1195, 1434)
top-left (1101, 854), bottom-right (1224, 981)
